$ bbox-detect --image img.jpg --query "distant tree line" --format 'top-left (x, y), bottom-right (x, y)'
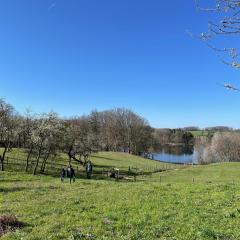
top-left (182, 126), bottom-right (200, 131)
top-left (204, 126), bottom-right (233, 132)
top-left (0, 99), bottom-right (154, 174)
top-left (153, 128), bottom-right (194, 147)
top-left (182, 126), bottom-right (234, 132)
top-left (1, 98), bottom-right (239, 172)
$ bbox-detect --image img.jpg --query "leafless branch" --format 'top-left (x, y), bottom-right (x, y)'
top-left (196, 0), bottom-right (240, 68)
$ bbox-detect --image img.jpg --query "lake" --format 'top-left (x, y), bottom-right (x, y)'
top-left (151, 145), bottom-right (197, 164)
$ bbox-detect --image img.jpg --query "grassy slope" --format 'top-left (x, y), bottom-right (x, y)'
top-left (190, 130), bottom-right (212, 137)
top-left (146, 162), bottom-right (240, 184)
top-left (91, 152), bottom-right (180, 173)
top-left (0, 149), bottom-right (181, 177)
top-left (1, 151), bottom-right (240, 239)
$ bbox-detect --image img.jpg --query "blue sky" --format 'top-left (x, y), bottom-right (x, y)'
top-left (0, 0), bottom-right (239, 128)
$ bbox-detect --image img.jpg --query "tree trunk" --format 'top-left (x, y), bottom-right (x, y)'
top-left (41, 150), bottom-right (50, 173)
top-left (25, 146), bottom-right (33, 172)
top-left (68, 153), bottom-right (72, 165)
top-left (33, 144), bottom-right (43, 175)
top-left (83, 154), bottom-right (88, 166)
top-left (0, 157), bottom-right (3, 171)
top-left (1, 147), bottom-right (8, 171)
top-left (40, 156), bottom-right (45, 172)
top-left (128, 142), bottom-right (131, 154)
top-left (72, 155), bottom-right (84, 165)
top-left (42, 160), bottom-right (47, 173)
top-left (68, 153), bottom-right (84, 165)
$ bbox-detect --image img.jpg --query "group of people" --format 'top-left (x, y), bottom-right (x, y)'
top-left (60, 161), bottom-right (93, 183)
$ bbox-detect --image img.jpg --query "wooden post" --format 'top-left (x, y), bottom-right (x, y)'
top-left (192, 177), bottom-right (195, 183)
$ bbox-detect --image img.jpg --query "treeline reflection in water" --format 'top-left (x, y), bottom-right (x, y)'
top-left (152, 145), bottom-right (196, 164)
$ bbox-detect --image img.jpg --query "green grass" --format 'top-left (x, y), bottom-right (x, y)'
top-left (189, 130), bottom-right (213, 137)
top-left (0, 149), bottom-right (182, 177)
top-left (91, 152), bottom-right (180, 174)
top-left (2, 150), bottom-right (240, 239)
top-left (145, 162), bottom-right (240, 184)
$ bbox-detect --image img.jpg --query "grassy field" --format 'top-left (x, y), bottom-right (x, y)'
top-left (189, 130), bottom-right (213, 137)
top-left (144, 162), bottom-right (240, 184)
top-left (1, 151), bottom-right (240, 239)
top-left (0, 149), bottom-right (183, 177)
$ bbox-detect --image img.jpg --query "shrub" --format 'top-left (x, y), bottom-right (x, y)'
top-left (195, 132), bottom-right (240, 164)
top-left (211, 132), bottom-right (240, 162)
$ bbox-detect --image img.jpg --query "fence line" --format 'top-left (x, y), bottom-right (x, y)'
top-left (4, 155), bottom-right (191, 181)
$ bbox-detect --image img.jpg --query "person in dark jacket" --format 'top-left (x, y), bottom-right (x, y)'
top-left (86, 161), bottom-right (93, 179)
top-left (60, 168), bottom-right (66, 182)
top-left (67, 165), bottom-right (75, 184)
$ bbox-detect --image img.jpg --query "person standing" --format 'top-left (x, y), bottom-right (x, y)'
top-left (67, 165), bottom-right (75, 184)
top-left (86, 161), bottom-right (93, 179)
top-left (60, 168), bottom-right (66, 182)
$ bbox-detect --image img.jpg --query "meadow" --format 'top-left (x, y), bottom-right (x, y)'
top-left (1, 151), bottom-right (240, 239)
top-left (189, 130), bottom-right (213, 138)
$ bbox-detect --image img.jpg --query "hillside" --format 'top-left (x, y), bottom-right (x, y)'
top-left (1, 153), bottom-right (240, 239)
top-left (147, 162), bottom-right (240, 184)
top-left (0, 149), bottom-right (183, 177)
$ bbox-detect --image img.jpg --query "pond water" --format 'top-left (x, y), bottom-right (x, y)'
top-left (151, 145), bottom-right (197, 164)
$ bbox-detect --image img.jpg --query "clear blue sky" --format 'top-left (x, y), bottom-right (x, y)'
top-left (0, 0), bottom-right (239, 128)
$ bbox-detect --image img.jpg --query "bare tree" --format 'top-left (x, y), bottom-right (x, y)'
top-left (211, 132), bottom-right (240, 162)
top-left (0, 98), bottom-right (156, 172)
top-left (62, 116), bottom-right (100, 166)
top-left (195, 0), bottom-right (240, 90)
top-left (195, 132), bottom-right (240, 164)
top-left (196, 0), bottom-right (240, 66)
top-left (85, 108), bottom-right (153, 155)
top-left (0, 99), bottom-right (17, 171)
top-left (195, 136), bottom-right (213, 164)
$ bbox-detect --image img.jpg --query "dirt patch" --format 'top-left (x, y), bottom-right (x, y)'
top-left (0, 215), bottom-right (24, 236)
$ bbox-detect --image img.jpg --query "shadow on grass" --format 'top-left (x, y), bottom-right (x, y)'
top-left (92, 155), bottom-right (121, 162)
top-left (43, 166), bottom-right (158, 182)
top-left (0, 179), bottom-right (36, 183)
top-left (4, 164), bottom-right (160, 183)
top-left (93, 164), bottom-right (117, 169)
top-left (41, 171), bottom-right (111, 181)
top-left (0, 187), bottom-right (30, 193)
top-left (0, 185), bottom-right (60, 193)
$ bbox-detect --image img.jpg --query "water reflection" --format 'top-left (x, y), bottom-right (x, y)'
top-left (152, 145), bottom-right (196, 164)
